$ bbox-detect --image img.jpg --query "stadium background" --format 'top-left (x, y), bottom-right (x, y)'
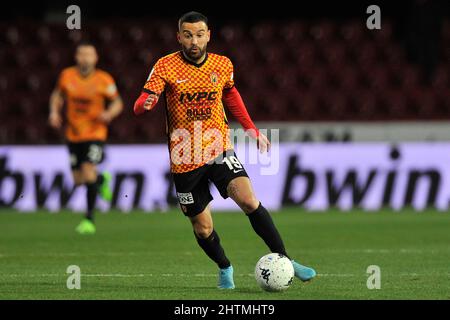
top-left (1, 0), bottom-right (450, 301)
top-left (2, 0), bottom-right (449, 144)
top-left (2, 0), bottom-right (450, 212)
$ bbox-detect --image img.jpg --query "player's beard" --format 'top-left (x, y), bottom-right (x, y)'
top-left (78, 63), bottom-right (95, 76)
top-left (182, 44), bottom-right (207, 63)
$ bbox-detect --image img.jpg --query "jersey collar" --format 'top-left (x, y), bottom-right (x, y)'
top-left (76, 67), bottom-right (96, 80)
top-left (180, 51), bottom-right (208, 68)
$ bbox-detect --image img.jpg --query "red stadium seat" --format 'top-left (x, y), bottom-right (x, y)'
top-left (309, 21), bottom-right (336, 44)
top-left (322, 41), bottom-right (348, 66)
top-left (339, 20), bottom-right (365, 45)
top-left (351, 89), bottom-right (378, 120)
top-left (250, 23), bottom-right (276, 42)
top-left (381, 90), bottom-right (408, 119)
top-left (281, 21), bottom-right (308, 44)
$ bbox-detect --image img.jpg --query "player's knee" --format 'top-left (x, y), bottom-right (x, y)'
top-left (81, 164), bottom-right (97, 183)
top-left (84, 174), bottom-right (97, 184)
top-left (238, 196), bottom-right (259, 214)
top-left (72, 172), bottom-right (84, 186)
top-left (193, 222), bottom-right (213, 239)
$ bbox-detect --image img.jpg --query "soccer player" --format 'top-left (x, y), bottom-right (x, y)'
top-left (48, 42), bottom-right (123, 234)
top-left (134, 12), bottom-right (316, 288)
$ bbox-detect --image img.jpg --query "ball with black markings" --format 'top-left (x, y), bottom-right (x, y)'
top-left (255, 253), bottom-right (295, 292)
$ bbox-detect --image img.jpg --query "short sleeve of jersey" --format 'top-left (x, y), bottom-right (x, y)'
top-left (143, 58), bottom-right (167, 95)
top-left (224, 58), bottom-right (234, 89)
top-left (102, 72), bottom-right (119, 100)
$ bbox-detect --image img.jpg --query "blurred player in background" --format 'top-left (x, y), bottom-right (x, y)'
top-left (134, 12), bottom-right (316, 289)
top-left (48, 42), bottom-right (123, 234)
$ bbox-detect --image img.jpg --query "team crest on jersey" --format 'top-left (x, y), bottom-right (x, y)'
top-left (210, 72), bottom-right (219, 85)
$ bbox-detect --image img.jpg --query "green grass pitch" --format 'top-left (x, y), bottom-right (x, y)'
top-left (0, 208), bottom-right (449, 299)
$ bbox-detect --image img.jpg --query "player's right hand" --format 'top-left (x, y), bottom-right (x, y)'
top-left (144, 94), bottom-right (159, 110)
top-left (48, 112), bottom-right (62, 129)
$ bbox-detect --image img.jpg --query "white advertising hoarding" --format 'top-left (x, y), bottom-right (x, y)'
top-left (0, 143), bottom-right (449, 212)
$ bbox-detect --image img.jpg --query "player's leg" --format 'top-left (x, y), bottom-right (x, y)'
top-left (226, 176), bottom-right (289, 256)
top-left (227, 176), bottom-right (316, 281)
top-left (85, 141), bottom-right (112, 201)
top-left (81, 161), bottom-right (99, 222)
top-left (68, 142), bottom-right (95, 234)
top-left (82, 141), bottom-right (112, 219)
top-left (189, 205), bottom-right (231, 269)
top-left (188, 205), bottom-right (234, 289)
top-left (75, 142), bottom-right (108, 234)
top-left (209, 152), bottom-right (287, 254)
top-left (173, 168), bottom-right (234, 289)
top-left (211, 152), bottom-right (316, 282)
top-left (71, 169), bottom-right (84, 186)
top-left (73, 161), bottom-right (97, 234)
top-left (68, 142), bottom-right (84, 186)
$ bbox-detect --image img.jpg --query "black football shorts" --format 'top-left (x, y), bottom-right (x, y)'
top-left (172, 150), bottom-right (249, 217)
top-left (67, 140), bottom-right (105, 170)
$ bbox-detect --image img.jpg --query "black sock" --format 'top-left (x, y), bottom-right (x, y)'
top-left (195, 229), bottom-right (231, 269)
top-left (96, 173), bottom-right (104, 187)
top-left (247, 202), bottom-right (289, 259)
top-left (85, 182), bottom-right (97, 221)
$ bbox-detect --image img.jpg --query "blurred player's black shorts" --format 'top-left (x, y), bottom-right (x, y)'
top-left (67, 141), bottom-right (105, 170)
top-left (172, 150), bottom-right (249, 217)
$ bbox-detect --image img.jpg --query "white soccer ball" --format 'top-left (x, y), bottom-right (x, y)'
top-left (255, 253), bottom-right (295, 292)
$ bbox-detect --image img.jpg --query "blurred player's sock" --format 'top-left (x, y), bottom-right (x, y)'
top-left (98, 171), bottom-right (113, 201)
top-left (291, 260), bottom-right (316, 282)
top-left (218, 265), bottom-right (235, 289)
top-left (85, 181), bottom-right (97, 221)
top-left (246, 202), bottom-right (289, 258)
top-left (84, 172), bottom-right (112, 222)
top-left (195, 229), bottom-right (231, 269)
top-left (75, 218), bottom-right (96, 235)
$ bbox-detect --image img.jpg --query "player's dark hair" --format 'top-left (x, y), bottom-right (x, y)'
top-left (178, 11), bottom-right (208, 30)
top-left (76, 40), bottom-right (96, 50)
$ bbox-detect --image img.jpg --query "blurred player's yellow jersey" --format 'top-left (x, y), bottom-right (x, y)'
top-left (143, 51), bottom-right (235, 173)
top-left (57, 67), bottom-right (119, 142)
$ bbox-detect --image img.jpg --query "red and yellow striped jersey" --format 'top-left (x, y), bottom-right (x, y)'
top-left (143, 51), bottom-right (235, 173)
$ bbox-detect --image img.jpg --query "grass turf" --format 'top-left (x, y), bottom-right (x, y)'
top-left (0, 208), bottom-right (449, 300)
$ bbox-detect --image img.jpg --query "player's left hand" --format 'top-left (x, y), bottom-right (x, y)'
top-left (97, 111), bottom-right (113, 124)
top-left (257, 133), bottom-right (271, 153)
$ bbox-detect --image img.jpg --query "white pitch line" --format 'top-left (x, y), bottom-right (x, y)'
top-left (1, 248), bottom-right (447, 258)
top-left (2, 273), bottom-right (449, 278)
top-left (83, 274), bottom-right (147, 277)
top-left (317, 274), bottom-right (356, 277)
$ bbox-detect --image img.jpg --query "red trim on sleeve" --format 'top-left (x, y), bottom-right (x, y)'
top-left (222, 87), bottom-right (259, 138)
top-left (133, 92), bottom-right (149, 115)
top-left (133, 92), bottom-right (159, 115)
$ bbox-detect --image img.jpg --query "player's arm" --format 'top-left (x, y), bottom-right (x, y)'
top-left (48, 87), bottom-right (64, 129)
top-left (134, 60), bottom-right (166, 115)
top-left (222, 86), bottom-right (271, 153)
top-left (133, 91), bottom-right (159, 115)
top-left (222, 58), bottom-right (270, 153)
top-left (98, 75), bottom-right (123, 124)
top-left (99, 95), bottom-right (124, 124)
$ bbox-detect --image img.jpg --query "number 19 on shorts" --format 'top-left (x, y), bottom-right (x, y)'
top-left (222, 156), bottom-right (244, 174)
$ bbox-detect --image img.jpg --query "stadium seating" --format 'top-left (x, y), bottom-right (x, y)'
top-left (1, 19), bottom-right (449, 144)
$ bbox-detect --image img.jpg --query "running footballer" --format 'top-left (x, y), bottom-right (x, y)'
top-left (49, 42), bottom-right (123, 234)
top-left (134, 12), bottom-right (316, 288)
